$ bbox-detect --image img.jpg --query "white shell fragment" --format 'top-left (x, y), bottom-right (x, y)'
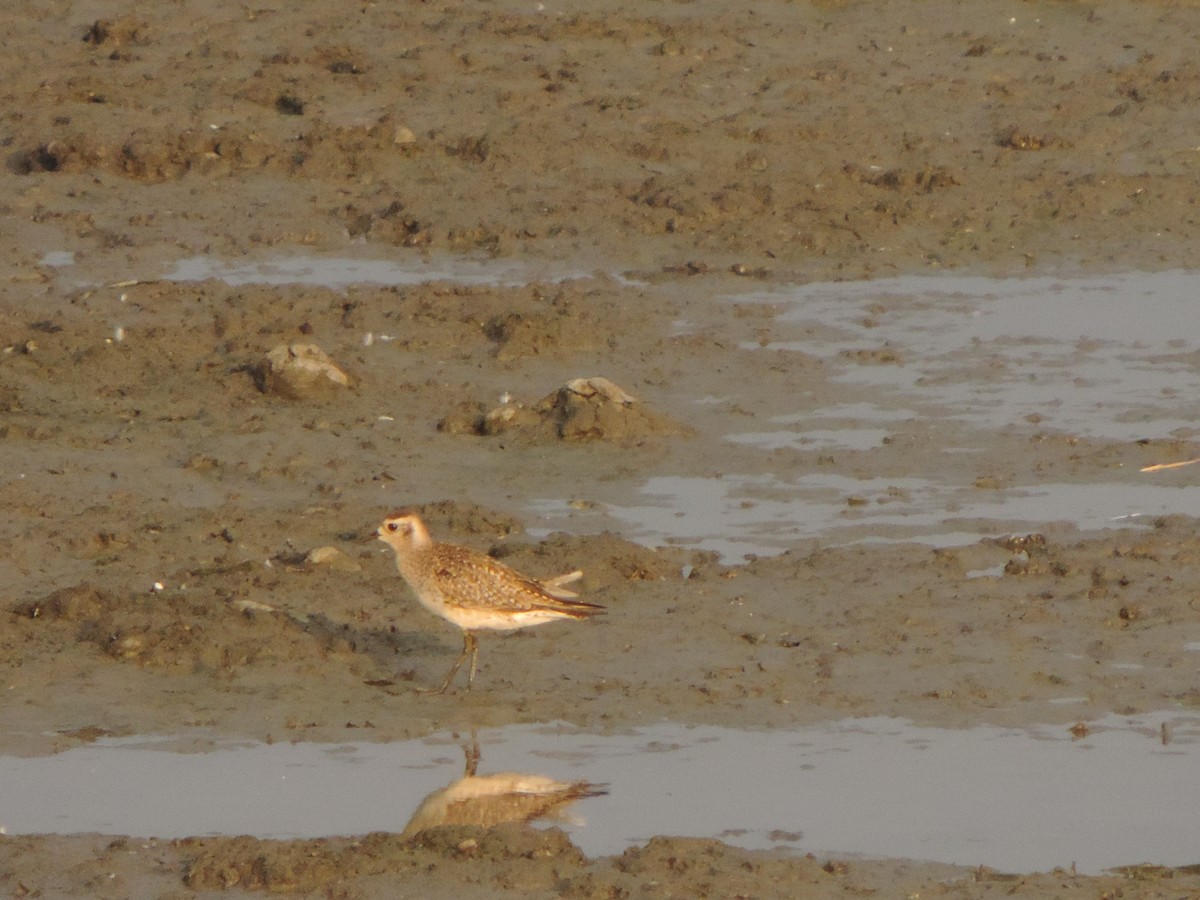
top-left (231, 599), bottom-right (276, 613)
top-left (306, 545), bottom-right (362, 572)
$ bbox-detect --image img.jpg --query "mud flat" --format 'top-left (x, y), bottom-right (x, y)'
top-left (4, 0), bottom-right (1200, 896)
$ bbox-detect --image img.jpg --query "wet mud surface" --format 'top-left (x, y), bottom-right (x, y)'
top-left (4, 0), bottom-right (1200, 896)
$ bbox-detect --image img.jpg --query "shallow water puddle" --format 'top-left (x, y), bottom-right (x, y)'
top-left (163, 254), bottom-right (592, 288)
top-left (533, 471), bottom-right (1200, 562)
top-left (740, 269), bottom-right (1200, 441)
top-left (604, 271), bottom-right (1200, 560)
top-left (4, 713), bottom-right (1198, 874)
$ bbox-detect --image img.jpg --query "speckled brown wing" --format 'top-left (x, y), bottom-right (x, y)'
top-left (429, 544), bottom-right (603, 618)
top-left (400, 775), bottom-right (608, 839)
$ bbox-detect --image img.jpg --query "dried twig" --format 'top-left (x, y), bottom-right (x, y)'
top-left (1140, 457), bottom-right (1200, 473)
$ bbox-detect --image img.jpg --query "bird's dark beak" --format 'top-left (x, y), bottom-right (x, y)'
top-left (363, 528), bottom-right (381, 543)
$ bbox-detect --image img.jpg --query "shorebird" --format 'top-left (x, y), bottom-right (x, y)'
top-left (375, 510), bottom-right (604, 692)
top-left (400, 734), bottom-right (607, 840)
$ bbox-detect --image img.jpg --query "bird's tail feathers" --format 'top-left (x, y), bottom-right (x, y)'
top-left (538, 569), bottom-right (584, 599)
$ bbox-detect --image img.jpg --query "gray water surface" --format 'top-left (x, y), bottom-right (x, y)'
top-left (163, 254), bottom-right (596, 289)
top-left (4, 712), bottom-right (1198, 874)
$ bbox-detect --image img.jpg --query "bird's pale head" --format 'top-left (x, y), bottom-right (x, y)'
top-left (376, 511), bottom-right (432, 554)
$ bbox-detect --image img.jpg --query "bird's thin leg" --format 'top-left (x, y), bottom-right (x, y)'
top-left (428, 631), bottom-right (473, 694)
top-left (462, 730), bottom-right (480, 776)
top-left (464, 632), bottom-right (480, 690)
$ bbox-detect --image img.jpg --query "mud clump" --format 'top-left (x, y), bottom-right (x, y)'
top-left (9, 576), bottom-right (319, 672)
top-left (11, 583), bottom-right (111, 622)
top-left (182, 835), bottom-right (342, 892)
top-left (531, 377), bottom-right (652, 442)
top-left (181, 827), bottom-right (587, 892)
top-left (257, 342), bottom-right (351, 398)
top-left (442, 377), bottom-right (690, 445)
top-left (81, 18), bottom-right (148, 48)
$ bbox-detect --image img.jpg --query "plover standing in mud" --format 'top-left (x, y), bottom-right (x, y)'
top-left (375, 510), bottom-right (604, 693)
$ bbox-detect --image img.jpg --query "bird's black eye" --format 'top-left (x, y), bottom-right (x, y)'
top-left (386, 522), bottom-right (399, 532)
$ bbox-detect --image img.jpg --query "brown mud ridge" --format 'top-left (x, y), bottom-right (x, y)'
top-left (6, 831), bottom-right (1199, 899)
top-left (4, 0), bottom-right (1200, 896)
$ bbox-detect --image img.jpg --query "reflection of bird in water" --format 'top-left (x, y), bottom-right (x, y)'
top-left (400, 735), bottom-right (607, 840)
top-left (375, 510), bottom-right (604, 693)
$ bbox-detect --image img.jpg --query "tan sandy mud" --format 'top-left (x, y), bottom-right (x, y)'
top-left (3, 0), bottom-right (1200, 896)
